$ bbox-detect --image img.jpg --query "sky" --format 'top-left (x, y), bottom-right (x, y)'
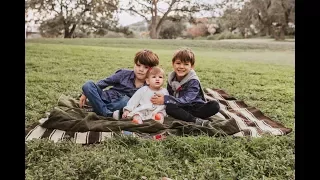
top-left (117, 11), bottom-right (144, 26)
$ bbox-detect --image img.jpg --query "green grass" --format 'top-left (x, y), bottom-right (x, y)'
top-left (26, 38), bottom-right (295, 180)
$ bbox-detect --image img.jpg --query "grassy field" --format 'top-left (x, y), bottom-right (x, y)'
top-left (25, 38), bottom-right (295, 180)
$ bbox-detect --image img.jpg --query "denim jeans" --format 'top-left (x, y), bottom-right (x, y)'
top-left (82, 81), bottom-right (130, 117)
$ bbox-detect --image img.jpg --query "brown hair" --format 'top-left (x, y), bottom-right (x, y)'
top-left (134, 49), bottom-right (159, 67)
top-left (146, 66), bottom-right (165, 78)
top-left (172, 48), bottom-right (195, 66)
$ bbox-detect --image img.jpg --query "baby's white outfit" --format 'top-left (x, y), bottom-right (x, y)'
top-left (123, 86), bottom-right (169, 120)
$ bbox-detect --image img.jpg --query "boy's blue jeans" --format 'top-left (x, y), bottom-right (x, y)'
top-left (82, 81), bottom-right (130, 117)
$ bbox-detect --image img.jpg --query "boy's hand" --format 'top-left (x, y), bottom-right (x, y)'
top-left (79, 94), bottom-right (87, 108)
top-left (122, 110), bottom-right (130, 118)
top-left (151, 92), bottom-right (164, 105)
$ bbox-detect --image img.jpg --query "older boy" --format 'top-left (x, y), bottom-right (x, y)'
top-left (151, 48), bottom-right (220, 126)
top-left (79, 49), bottom-right (159, 118)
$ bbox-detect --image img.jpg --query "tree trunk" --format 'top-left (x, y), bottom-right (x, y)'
top-left (279, 25), bottom-right (285, 40)
top-left (64, 24), bottom-right (77, 38)
top-left (150, 26), bottom-right (157, 39)
top-left (64, 31), bottom-right (72, 38)
top-left (150, 0), bottom-right (158, 39)
top-left (265, 26), bottom-right (269, 36)
top-left (156, 28), bottom-right (161, 38)
top-left (273, 24), bottom-right (285, 41)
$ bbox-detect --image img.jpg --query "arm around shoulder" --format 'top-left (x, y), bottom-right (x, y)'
top-left (96, 69), bottom-right (125, 89)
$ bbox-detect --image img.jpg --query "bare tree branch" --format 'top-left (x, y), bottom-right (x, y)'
top-left (133, 0), bottom-right (152, 10)
top-left (124, 6), bottom-right (149, 22)
top-left (156, 0), bottom-right (177, 31)
top-left (28, 0), bottom-right (119, 38)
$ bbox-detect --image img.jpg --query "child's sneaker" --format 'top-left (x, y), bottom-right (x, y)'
top-left (195, 118), bottom-right (212, 128)
top-left (85, 108), bottom-right (94, 112)
top-left (112, 110), bottom-right (120, 120)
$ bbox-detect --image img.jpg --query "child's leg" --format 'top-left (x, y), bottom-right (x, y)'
top-left (106, 95), bottom-right (130, 112)
top-left (108, 95), bottom-right (130, 120)
top-left (132, 114), bottom-right (143, 124)
top-left (165, 104), bottom-right (196, 122)
top-left (82, 80), bottom-right (112, 117)
top-left (166, 104), bottom-right (213, 127)
top-left (188, 101), bottom-right (220, 119)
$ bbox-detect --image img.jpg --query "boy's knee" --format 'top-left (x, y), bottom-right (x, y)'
top-left (210, 101), bottom-right (220, 114)
top-left (165, 104), bottom-right (178, 114)
top-left (82, 80), bottom-right (95, 92)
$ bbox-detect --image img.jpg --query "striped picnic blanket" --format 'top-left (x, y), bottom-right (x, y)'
top-left (25, 88), bottom-right (292, 144)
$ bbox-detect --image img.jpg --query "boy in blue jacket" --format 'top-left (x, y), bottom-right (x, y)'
top-left (79, 49), bottom-right (159, 118)
top-left (151, 48), bottom-right (220, 126)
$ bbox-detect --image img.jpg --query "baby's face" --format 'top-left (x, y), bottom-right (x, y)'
top-left (146, 73), bottom-right (164, 89)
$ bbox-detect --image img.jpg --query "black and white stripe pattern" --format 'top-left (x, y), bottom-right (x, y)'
top-left (205, 88), bottom-right (291, 137)
top-left (25, 125), bottom-right (137, 144)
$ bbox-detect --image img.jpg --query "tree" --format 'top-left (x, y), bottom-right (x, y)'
top-left (238, 0), bottom-right (295, 38)
top-left (27, 0), bottom-right (119, 38)
top-left (219, 7), bottom-right (242, 32)
top-left (186, 23), bottom-right (207, 39)
top-left (121, 0), bottom-right (215, 39)
top-left (219, 0), bottom-right (295, 39)
top-left (159, 16), bottom-right (186, 39)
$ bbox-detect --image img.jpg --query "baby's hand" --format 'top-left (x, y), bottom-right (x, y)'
top-left (122, 110), bottom-right (130, 118)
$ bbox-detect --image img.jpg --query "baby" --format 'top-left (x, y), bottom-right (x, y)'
top-left (122, 66), bottom-right (169, 124)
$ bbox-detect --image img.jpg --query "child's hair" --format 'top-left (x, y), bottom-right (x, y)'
top-left (146, 66), bottom-right (165, 78)
top-left (134, 49), bottom-right (159, 67)
top-left (172, 48), bottom-right (195, 66)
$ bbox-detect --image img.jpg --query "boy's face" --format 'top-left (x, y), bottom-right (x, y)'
top-left (172, 59), bottom-right (194, 80)
top-left (134, 61), bottom-right (150, 81)
top-left (146, 73), bottom-right (164, 89)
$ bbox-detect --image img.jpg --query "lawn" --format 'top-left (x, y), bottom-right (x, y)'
top-left (25, 38), bottom-right (295, 180)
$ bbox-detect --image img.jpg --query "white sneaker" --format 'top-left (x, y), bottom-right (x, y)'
top-left (195, 118), bottom-right (212, 128)
top-left (113, 110), bottom-right (120, 120)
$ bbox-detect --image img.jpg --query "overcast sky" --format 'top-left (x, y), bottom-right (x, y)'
top-left (117, 11), bottom-right (144, 26)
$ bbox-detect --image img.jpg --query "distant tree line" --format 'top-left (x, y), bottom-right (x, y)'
top-left (25, 0), bottom-right (294, 40)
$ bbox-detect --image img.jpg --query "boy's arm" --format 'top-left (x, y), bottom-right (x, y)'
top-left (152, 88), bottom-right (169, 113)
top-left (163, 80), bottom-right (201, 106)
top-left (96, 69), bottom-right (123, 89)
top-left (123, 86), bottom-right (145, 112)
